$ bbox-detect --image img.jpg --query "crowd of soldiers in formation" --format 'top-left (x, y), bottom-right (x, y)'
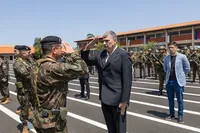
top-left (129, 45), bottom-right (200, 95)
top-left (0, 43), bottom-right (200, 133)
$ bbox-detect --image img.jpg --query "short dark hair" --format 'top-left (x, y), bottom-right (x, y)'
top-left (41, 43), bottom-right (59, 55)
top-left (167, 41), bottom-right (177, 47)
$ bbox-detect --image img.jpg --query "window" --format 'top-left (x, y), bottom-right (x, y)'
top-left (10, 56), bottom-right (13, 60)
top-left (136, 35), bottom-right (144, 40)
top-left (169, 31), bottom-right (179, 36)
top-left (156, 33), bottom-right (165, 38)
top-left (128, 37), bottom-right (135, 40)
top-left (147, 34), bottom-right (155, 38)
top-left (180, 30), bottom-right (191, 35)
top-left (118, 38), bottom-right (126, 42)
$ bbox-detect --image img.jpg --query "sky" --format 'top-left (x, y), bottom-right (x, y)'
top-left (0, 0), bottom-right (200, 47)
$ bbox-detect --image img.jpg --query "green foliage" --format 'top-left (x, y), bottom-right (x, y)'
top-left (95, 41), bottom-right (122, 51)
top-left (117, 41), bottom-right (122, 48)
top-left (86, 33), bottom-right (94, 39)
top-left (95, 42), bottom-right (104, 51)
top-left (33, 37), bottom-right (43, 59)
top-left (139, 41), bottom-right (156, 51)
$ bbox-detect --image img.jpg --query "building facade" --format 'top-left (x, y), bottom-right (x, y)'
top-left (75, 20), bottom-right (200, 51)
top-left (0, 46), bottom-right (34, 63)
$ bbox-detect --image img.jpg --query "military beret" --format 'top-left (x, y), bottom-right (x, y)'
top-left (40, 36), bottom-right (62, 45)
top-left (14, 45), bottom-right (21, 50)
top-left (18, 45), bottom-right (31, 51)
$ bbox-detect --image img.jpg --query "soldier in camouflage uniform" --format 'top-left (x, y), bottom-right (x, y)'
top-left (181, 46), bottom-right (191, 78)
top-left (0, 56), bottom-right (10, 104)
top-left (190, 48), bottom-right (200, 83)
top-left (13, 45), bottom-right (36, 133)
top-left (145, 49), bottom-right (153, 77)
top-left (29, 36), bottom-right (88, 133)
top-left (155, 46), bottom-right (167, 95)
top-left (153, 49), bottom-right (159, 79)
top-left (138, 50), bottom-right (147, 78)
top-left (131, 52), bottom-right (137, 81)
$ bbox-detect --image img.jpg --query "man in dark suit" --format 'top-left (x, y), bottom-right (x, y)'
top-left (81, 31), bottom-right (133, 133)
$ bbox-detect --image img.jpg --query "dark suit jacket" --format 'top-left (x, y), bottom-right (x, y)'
top-left (81, 48), bottom-right (133, 106)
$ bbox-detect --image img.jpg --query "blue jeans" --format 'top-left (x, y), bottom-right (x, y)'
top-left (166, 80), bottom-right (184, 117)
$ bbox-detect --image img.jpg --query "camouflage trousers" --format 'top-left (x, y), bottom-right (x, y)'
top-left (0, 80), bottom-right (9, 97)
top-left (17, 90), bottom-right (30, 124)
top-left (158, 71), bottom-right (165, 91)
top-left (34, 119), bottom-right (68, 133)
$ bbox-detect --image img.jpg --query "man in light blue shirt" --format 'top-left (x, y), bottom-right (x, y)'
top-left (164, 41), bottom-right (190, 123)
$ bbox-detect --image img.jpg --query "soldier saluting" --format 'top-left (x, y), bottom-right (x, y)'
top-left (29, 36), bottom-right (88, 133)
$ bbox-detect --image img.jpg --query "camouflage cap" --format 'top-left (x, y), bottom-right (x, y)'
top-left (147, 48), bottom-right (152, 51)
top-left (158, 46), bottom-right (166, 50)
top-left (190, 47), bottom-right (198, 51)
top-left (182, 46), bottom-right (188, 50)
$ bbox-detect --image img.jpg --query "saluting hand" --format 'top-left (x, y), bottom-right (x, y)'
top-left (85, 36), bottom-right (100, 50)
top-left (61, 41), bottom-right (74, 54)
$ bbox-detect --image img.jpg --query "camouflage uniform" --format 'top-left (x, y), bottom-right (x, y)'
top-left (0, 56), bottom-right (10, 102)
top-left (138, 51), bottom-right (147, 78)
top-left (155, 46), bottom-right (167, 95)
top-left (181, 46), bottom-right (191, 78)
top-left (190, 48), bottom-right (200, 83)
top-left (145, 49), bottom-right (153, 77)
top-left (30, 53), bottom-right (88, 133)
top-left (131, 52), bottom-right (137, 80)
top-left (13, 56), bottom-right (36, 126)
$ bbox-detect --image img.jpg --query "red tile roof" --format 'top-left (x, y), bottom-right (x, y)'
top-left (75, 20), bottom-right (200, 42)
top-left (0, 46), bottom-right (35, 54)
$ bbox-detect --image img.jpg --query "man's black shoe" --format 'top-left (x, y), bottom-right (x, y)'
top-left (74, 94), bottom-right (85, 98)
top-left (165, 115), bottom-right (175, 120)
top-left (85, 94), bottom-right (90, 100)
top-left (177, 117), bottom-right (184, 124)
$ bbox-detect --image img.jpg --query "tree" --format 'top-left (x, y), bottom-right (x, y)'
top-left (139, 41), bottom-right (156, 51)
top-left (95, 42), bottom-right (104, 51)
top-left (116, 41), bottom-right (122, 48)
top-left (86, 33), bottom-right (94, 39)
top-left (33, 37), bottom-right (43, 59)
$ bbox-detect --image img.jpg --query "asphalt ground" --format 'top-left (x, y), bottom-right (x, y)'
top-left (0, 67), bottom-right (200, 133)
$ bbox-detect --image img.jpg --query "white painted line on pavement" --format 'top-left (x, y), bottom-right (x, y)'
top-left (0, 104), bottom-right (37, 133)
top-left (9, 91), bottom-right (108, 131)
top-left (89, 77), bottom-right (200, 89)
top-left (8, 82), bottom-right (200, 132)
top-left (72, 79), bottom-right (200, 97)
top-left (60, 92), bottom-right (200, 132)
top-left (10, 76), bottom-right (200, 97)
top-left (67, 82), bottom-right (200, 105)
top-left (68, 88), bottom-right (200, 116)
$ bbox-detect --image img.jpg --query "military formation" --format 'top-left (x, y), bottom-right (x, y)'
top-left (130, 45), bottom-right (200, 95)
top-left (0, 37), bottom-right (200, 133)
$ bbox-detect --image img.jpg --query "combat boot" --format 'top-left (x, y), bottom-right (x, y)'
top-left (0, 97), bottom-right (7, 103)
top-left (1, 97), bottom-right (11, 104)
top-left (22, 125), bottom-right (29, 133)
top-left (16, 109), bottom-right (21, 114)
